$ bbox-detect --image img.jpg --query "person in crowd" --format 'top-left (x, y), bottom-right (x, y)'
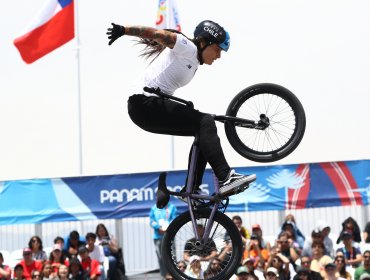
top-left (337, 217), bottom-right (361, 244)
top-left (185, 255), bottom-right (204, 279)
top-left (251, 223), bottom-right (271, 252)
top-left (40, 262), bottom-right (55, 280)
top-left (183, 223), bottom-right (218, 262)
top-left (149, 202), bottom-right (177, 278)
top-left (316, 220), bottom-right (334, 257)
top-left (336, 231), bottom-right (362, 269)
top-left (95, 223), bottom-right (121, 279)
top-left (284, 214), bottom-right (306, 248)
top-left (53, 236), bottom-right (69, 259)
top-left (276, 231), bottom-right (300, 269)
top-left (354, 250), bottom-right (370, 280)
top-left (30, 270), bottom-right (42, 280)
top-left (85, 232), bottom-right (105, 279)
top-left (279, 219), bottom-right (305, 251)
top-left (296, 256), bottom-right (323, 280)
top-left (57, 264), bottom-right (69, 280)
top-left (48, 244), bottom-right (69, 278)
top-left (18, 248), bottom-right (42, 280)
top-left (302, 229), bottom-right (330, 257)
top-left (294, 256), bottom-right (323, 280)
top-left (176, 260), bottom-right (187, 274)
top-left (204, 257), bottom-right (222, 279)
top-left (0, 252), bottom-right (11, 280)
top-left (242, 258), bottom-right (261, 280)
top-left (231, 216), bottom-right (250, 246)
top-left (334, 255), bottom-right (351, 280)
top-left (363, 222), bottom-right (370, 244)
top-left (64, 230), bottom-right (86, 259)
top-left (243, 234), bottom-right (269, 270)
top-left (310, 241), bottom-right (333, 278)
top-left (164, 273), bottom-right (174, 280)
top-left (266, 247), bottom-right (291, 280)
top-left (28, 236), bottom-right (47, 262)
top-left (265, 267), bottom-right (280, 280)
top-left (78, 246), bottom-right (101, 280)
top-left (294, 266), bottom-right (311, 280)
top-left (324, 262), bottom-right (346, 280)
top-left (359, 274), bottom-right (370, 280)
top-left (69, 257), bottom-right (87, 280)
top-left (11, 264), bottom-right (25, 280)
top-left (234, 266), bottom-right (249, 280)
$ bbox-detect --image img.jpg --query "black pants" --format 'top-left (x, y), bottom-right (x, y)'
top-left (127, 94), bottom-right (230, 186)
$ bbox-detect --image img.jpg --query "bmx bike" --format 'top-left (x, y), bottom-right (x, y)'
top-left (144, 83), bottom-right (306, 280)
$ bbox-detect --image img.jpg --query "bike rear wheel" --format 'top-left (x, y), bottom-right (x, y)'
top-left (162, 208), bottom-right (242, 280)
top-left (225, 83), bottom-right (306, 162)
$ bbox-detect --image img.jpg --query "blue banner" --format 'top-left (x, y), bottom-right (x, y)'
top-left (0, 160), bottom-right (369, 225)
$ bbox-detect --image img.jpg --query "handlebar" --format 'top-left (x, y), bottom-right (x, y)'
top-left (143, 87), bottom-right (194, 108)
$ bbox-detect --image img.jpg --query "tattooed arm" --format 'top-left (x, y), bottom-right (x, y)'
top-left (125, 26), bottom-right (177, 49)
top-left (107, 23), bottom-right (177, 48)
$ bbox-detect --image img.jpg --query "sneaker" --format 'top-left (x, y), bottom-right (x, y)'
top-left (219, 170), bottom-right (256, 196)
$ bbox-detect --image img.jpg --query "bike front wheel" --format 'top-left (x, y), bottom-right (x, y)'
top-left (225, 83), bottom-right (306, 162)
top-left (162, 208), bottom-right (242, 280)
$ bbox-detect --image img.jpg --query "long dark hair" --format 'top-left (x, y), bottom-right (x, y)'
top-left (136, 29), bottom-right (196, 63)
top-left (28, 235), bottom-right (43, 250)
top-left (335, 255), bottom-right (347, 278)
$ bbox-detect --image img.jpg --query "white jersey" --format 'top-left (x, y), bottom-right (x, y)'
top-left (133, 33), bottom-right (199, 96)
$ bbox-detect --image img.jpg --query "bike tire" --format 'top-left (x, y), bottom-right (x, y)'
top-left (162, 208), bottom-right (242, 280)
top-left (225, 83), bottom-right (306, 162)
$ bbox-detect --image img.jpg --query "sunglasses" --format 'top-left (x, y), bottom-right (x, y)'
top-left (32, 239), bottom-right (40, 243)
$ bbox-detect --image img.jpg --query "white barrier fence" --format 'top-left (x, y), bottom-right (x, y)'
top-left (0, 205), bottom-right (369, 276)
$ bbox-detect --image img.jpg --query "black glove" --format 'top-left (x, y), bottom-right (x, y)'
top-left (107, 23), bottom-right (125, 45)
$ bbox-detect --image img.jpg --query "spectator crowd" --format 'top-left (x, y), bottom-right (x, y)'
top-left (0, 223), bottom-right (127, 280)
top-left (2, 214), bottom-right (370, 280)
top-left (159, 214), bottom-right (370, 280)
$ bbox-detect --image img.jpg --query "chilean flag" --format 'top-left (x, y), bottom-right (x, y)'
top-left (13, 0), bottom-right (74, 64)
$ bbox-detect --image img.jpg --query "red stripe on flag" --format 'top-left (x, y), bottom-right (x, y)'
top-left (320, 162), bottom-right (362, 206)
top-left (14, 2), bottom-right (74, 64)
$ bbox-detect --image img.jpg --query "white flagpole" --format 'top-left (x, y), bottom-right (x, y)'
top-left (74, 0), bottom-right (83, 174)
top-left (166, 0), bottom-right (175, 169)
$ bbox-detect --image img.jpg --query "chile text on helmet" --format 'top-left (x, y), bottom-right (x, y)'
top-left (204, 25), bottom-right (219, 38)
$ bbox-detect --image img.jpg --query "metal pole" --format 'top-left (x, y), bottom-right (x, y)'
top-left (74, 0), bottom-right (83, 174)
top-left (166, 0), bottom-right (175, 169)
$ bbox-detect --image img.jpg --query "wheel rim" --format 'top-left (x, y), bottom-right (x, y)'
top-left (233, 92), bottom-right (298, 155)
top-left (163, 211), bottom-right (242, 280)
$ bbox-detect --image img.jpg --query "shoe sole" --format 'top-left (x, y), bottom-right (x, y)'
top-left (219, 174), bottom-right (256, 195)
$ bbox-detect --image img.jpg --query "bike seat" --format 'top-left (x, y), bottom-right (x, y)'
top-left (156, 172), bottom-right (170, 209)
